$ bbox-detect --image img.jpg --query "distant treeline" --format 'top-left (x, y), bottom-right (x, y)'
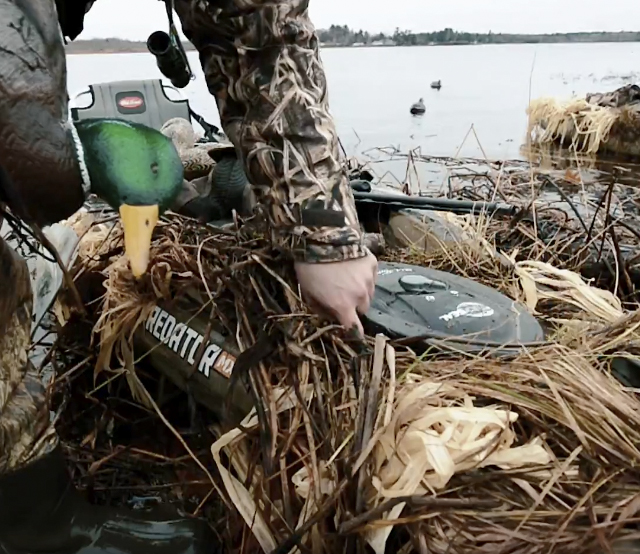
top-left (319, 25), bottom-right (640, 46)
top-left (65, 27), bottom-right (640, 54)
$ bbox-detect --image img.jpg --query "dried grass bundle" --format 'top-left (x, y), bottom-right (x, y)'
top-left (527, 97), bottom-right (621, 154)
top-left (59, 208), bottom-right (640, 554)
top-left (219, 335), bottom-right (640, 554)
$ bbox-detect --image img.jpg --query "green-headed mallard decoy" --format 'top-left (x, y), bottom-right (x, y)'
top-left (75, 119), bottom-right (183, 276)
top-left (0, 0), bottom-right (184, 278)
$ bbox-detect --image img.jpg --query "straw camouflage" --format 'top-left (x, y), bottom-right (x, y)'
top-left (0, 238), bottom-right (57, 473)
top-left (174, 0), bottom-right (368, 263)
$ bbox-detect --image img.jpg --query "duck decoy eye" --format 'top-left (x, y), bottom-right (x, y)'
top-left (151, 162), bottom-right (159, 175)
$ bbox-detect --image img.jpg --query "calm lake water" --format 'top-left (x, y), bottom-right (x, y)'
top-left (67, 42), bottom-right (640, 174)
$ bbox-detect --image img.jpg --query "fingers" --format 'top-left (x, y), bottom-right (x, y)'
top-left (335, 288), bottom-right (375, 336)
top-left (309, 295), bottom-right (367, 336)
top-left (353, 318), bottom-right (365, 337)
top-left (356, 287), bottom-right (372, 316)
top-left (301, 292), bottom-right (332, 321)
top-left (296, 252), bottom-right (379, 340)
top-left (335, 306), bottom-right (364, 337)
top-left (366, 273), bottom-right (375, 301)
top-left (365, 259), bottom-right (377, 311)
top-left (369, 255), bottom-right (379, 294)
top-left (369, 252), bottom-right (379, 277)
top-left (340, 287), bottom-right (371, 338)
top-left (306, 290), bottom-right (367, 337)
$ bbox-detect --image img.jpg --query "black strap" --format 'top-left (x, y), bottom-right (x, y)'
top-left (164, 0), bottom-right (177, 31)
top-left (161, 0), bottom-right (224, 141)
top-left (300, 207), bottom-right (347, 228)
top-left (188, 107), bottom-right (222, 142)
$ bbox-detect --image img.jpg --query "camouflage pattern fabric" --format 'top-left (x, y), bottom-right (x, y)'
top-left (586, 84), bottom-right (640, 109)
top-left (0, 0), bottom-right (71, 474)
top-left (160, 117), bottom-right (218, 181)
top-left (0, 236), bottom-right (57, 473)
top-left (173, 0), bottom-right (368, 263)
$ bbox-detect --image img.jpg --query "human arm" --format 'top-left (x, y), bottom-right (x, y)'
top-left (173, 0), bottom-right (369, 263)
top-left (174, 0), bottom-right (377, 331)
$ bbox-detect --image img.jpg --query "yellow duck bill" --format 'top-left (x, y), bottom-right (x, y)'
top-left (119, 204), bottom-right (159, 277)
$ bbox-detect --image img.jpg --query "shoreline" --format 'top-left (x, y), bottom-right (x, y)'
top-left (66, 39), bottom-right (640, 56)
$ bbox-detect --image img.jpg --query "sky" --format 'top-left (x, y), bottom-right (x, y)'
top-left (81, 0), bottom-right (640, 40)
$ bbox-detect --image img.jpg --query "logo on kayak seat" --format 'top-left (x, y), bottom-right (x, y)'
top-left (378, 268), bottom-right (413, 276)
top-left (115, 91), bottom-right (147, 114)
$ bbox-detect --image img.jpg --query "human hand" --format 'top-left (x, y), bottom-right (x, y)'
top-left (294, 252), bottom-right (378, 336)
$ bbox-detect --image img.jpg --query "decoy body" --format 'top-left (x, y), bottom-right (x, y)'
top-left (410, 98), bottom-right (426, 115)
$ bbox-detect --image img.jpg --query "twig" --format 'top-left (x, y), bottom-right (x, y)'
top-left (128, 369), bottom-right (229, 508)
top-left (340, 496), bottom-right (499, 535)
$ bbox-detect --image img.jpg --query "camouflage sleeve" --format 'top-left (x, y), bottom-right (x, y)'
top-left (0, 236), bottom-right (58, 472)
top-left (174, 0), bottom-right (367, 263)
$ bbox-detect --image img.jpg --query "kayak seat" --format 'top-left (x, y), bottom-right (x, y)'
top-left (71, 79), bottom-right (191, 131)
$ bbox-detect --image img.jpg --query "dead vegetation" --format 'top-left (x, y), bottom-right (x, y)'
top-left (44, 152), bottom-right (640, 554)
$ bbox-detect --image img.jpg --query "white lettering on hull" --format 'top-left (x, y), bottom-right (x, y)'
top-left (144, 306), bottom-right (235, 378)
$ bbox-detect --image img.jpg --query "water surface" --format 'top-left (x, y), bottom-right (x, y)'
top-left (67, 42), bottom-right (640, 184)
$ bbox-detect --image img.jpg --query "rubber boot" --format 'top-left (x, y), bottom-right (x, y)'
top-left (0, 445), bottom-right (222, 554)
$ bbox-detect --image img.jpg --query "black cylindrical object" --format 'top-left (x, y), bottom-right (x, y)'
top-left (147, 30), bottom-right (192, 89)
top-left (352, 190), bottom-right (518, 217)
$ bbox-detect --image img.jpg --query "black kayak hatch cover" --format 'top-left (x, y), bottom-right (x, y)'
top-left (363, 261), bottom-right (544, 355)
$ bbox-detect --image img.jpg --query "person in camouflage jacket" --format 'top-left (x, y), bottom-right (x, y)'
top-left (60, 0), bottom-right (378, 330)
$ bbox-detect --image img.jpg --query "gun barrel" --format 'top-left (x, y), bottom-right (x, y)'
top-left (352, 191), bottom-right (518, 217)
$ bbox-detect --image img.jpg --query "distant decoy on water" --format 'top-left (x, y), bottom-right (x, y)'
top-left (431, 80), bottom-right (442, 90)
top-left (410, 98), bottom-right (426, 115)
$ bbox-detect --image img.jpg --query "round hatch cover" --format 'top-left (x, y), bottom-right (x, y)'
top-left (362, 261), bottom-right (544, 355)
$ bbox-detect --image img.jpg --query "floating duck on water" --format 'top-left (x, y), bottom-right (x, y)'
top-left (410, 98), bottom-right (426, 115)
top-left (431, 80), bottom-right (442, 90)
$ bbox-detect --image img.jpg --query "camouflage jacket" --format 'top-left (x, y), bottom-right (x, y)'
top-left (58, 0), bottom-right (367, 263)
